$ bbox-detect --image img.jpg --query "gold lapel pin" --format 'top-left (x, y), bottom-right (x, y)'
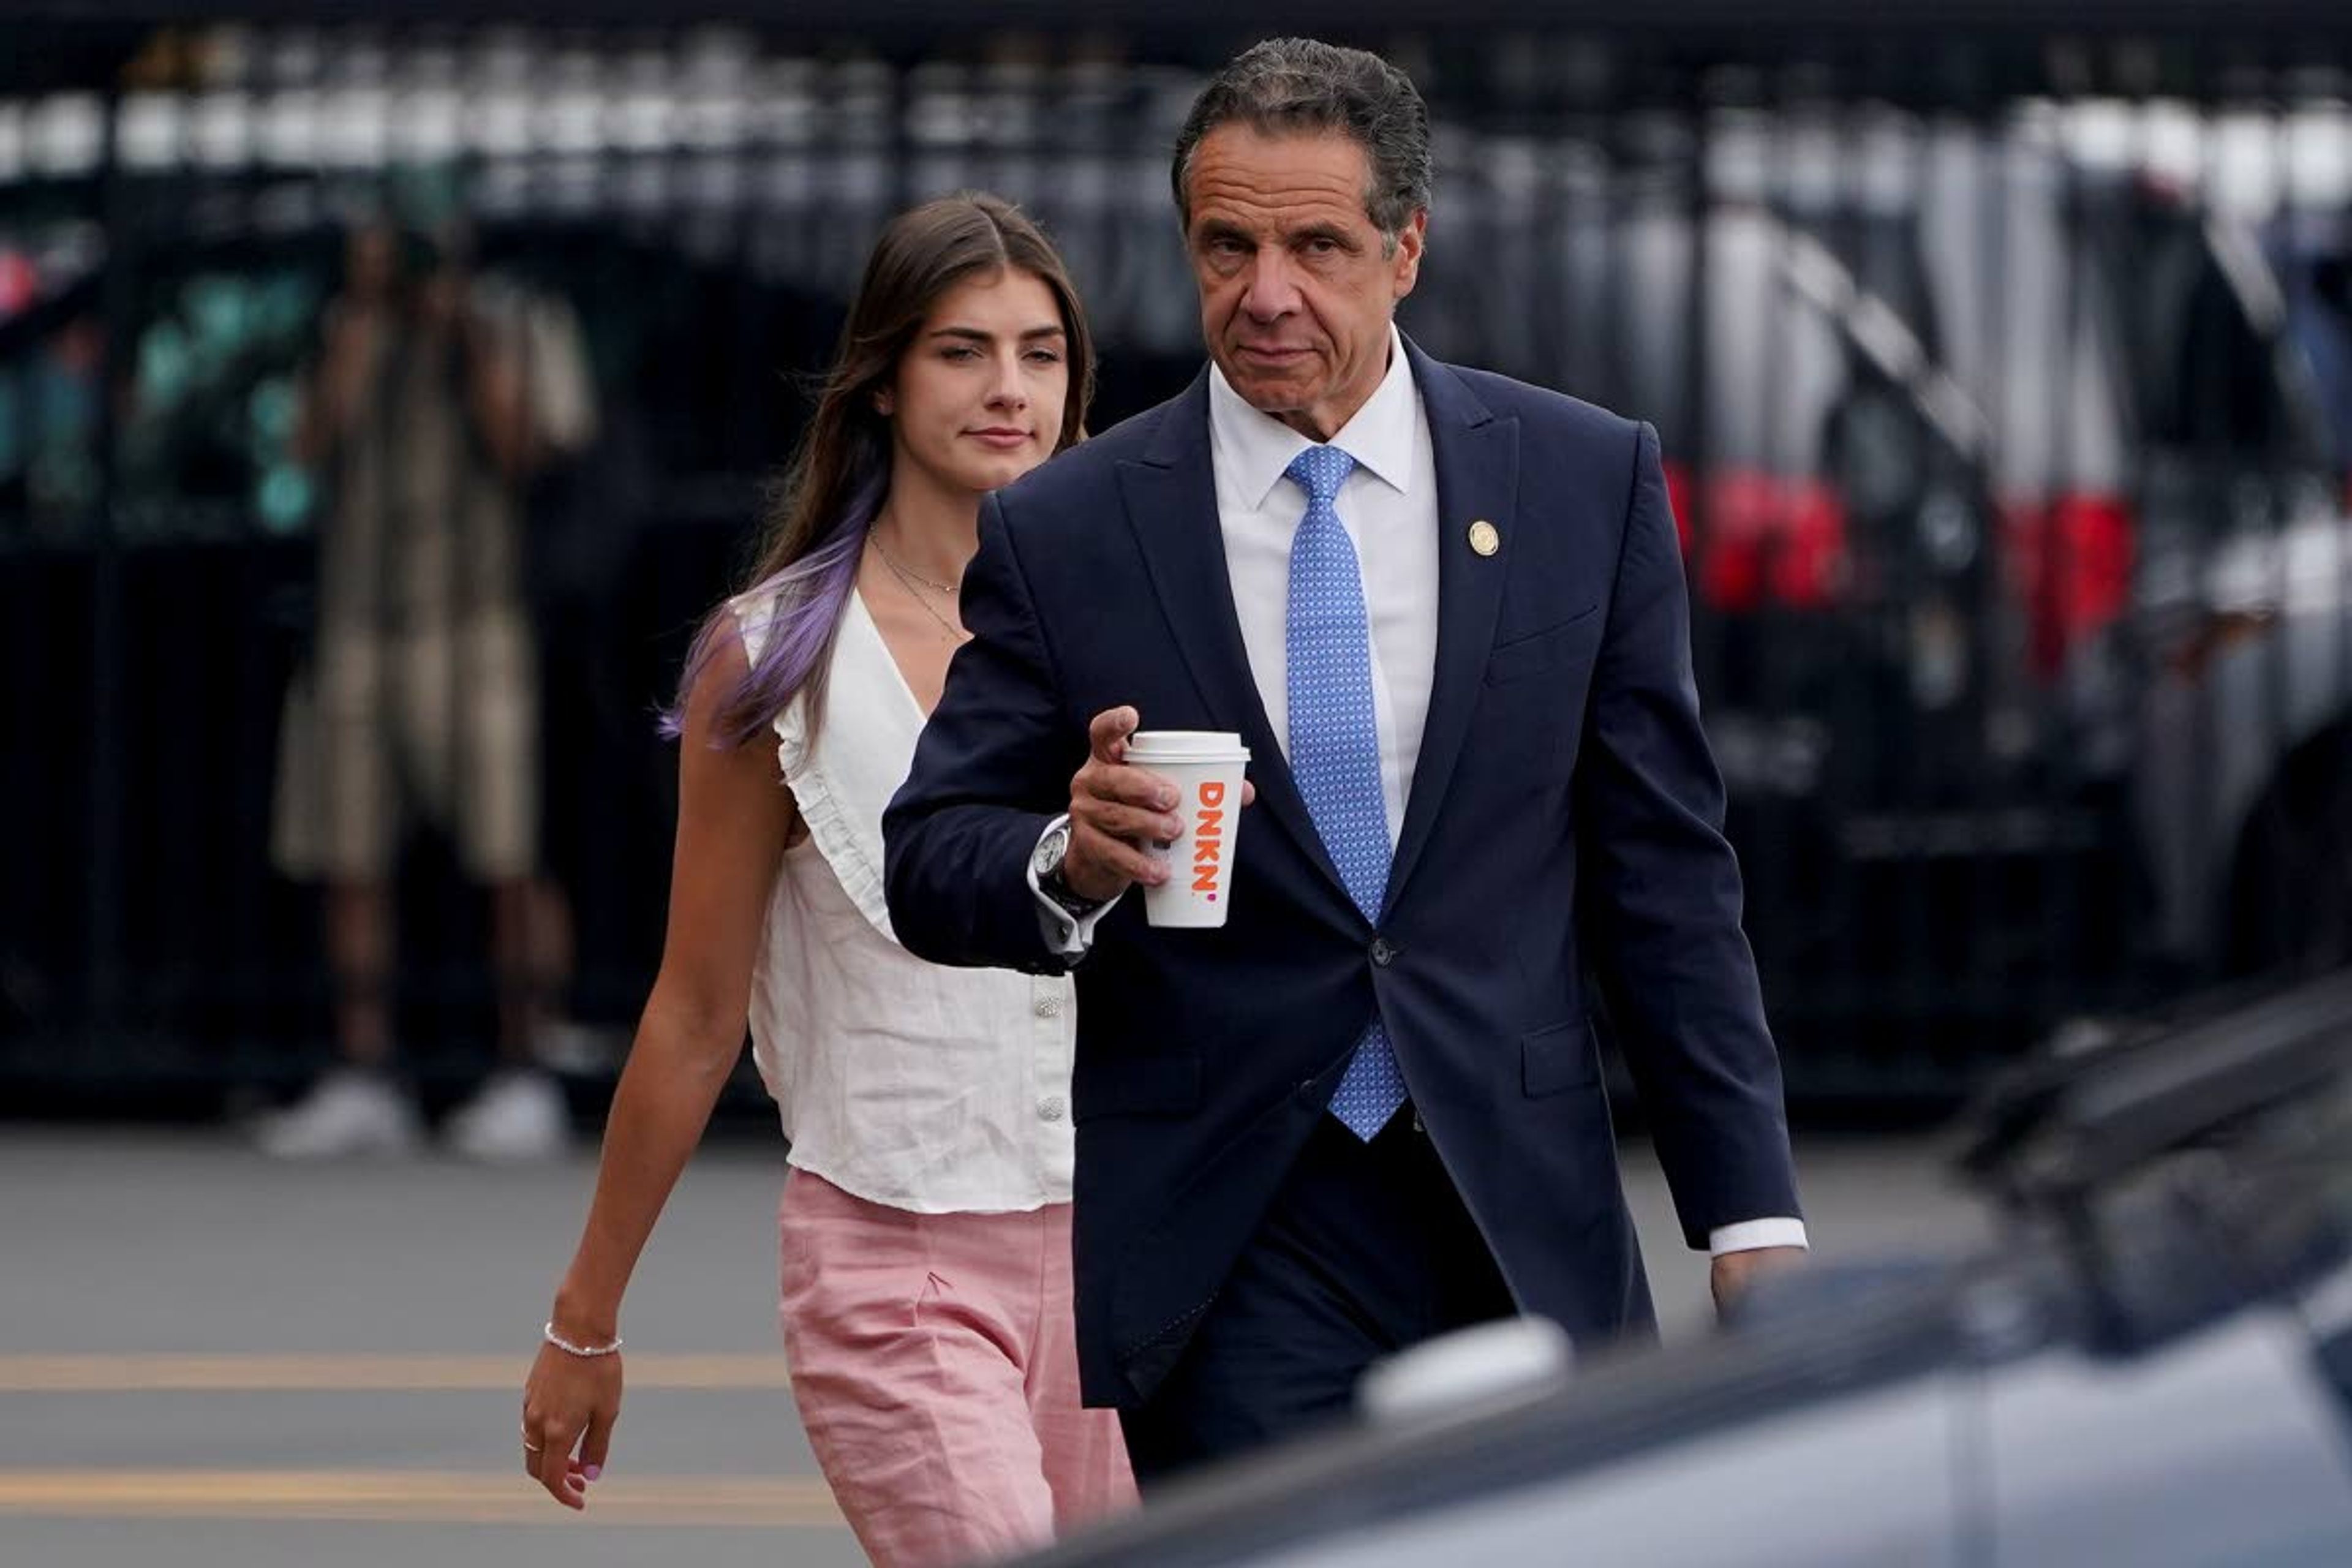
top-left (1468, 519), bottom-right (1500, 557)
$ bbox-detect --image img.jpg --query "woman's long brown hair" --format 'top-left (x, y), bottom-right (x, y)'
top-left (666, 192), bottom-right (1095, 747)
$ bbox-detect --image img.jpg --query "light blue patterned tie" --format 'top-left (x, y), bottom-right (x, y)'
top-left (1284, 445), bottom-right (1408, 1140)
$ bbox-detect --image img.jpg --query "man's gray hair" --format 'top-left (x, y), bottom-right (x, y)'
top-left (1170, 38), bottom-right (1433, 246)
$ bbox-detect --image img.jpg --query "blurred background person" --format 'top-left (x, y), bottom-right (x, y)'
top-left (260, 214), bottom-right (571, 1160)
top-left (520, 193), bottom-right (1134, 1564)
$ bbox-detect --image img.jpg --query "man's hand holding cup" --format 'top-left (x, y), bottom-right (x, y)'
top-left (1066, 709), bottom-right (1254, 927)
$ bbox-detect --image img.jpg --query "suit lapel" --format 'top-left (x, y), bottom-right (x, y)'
top-left (1386, 342), bottom-right (1517, 917)
top-left (1115, 377), bottom-right (1348, 901)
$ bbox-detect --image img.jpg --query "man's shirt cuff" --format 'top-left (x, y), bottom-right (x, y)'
top-left (1027, 813), bottom-right (1124, 958)
top-left (1708, 1218), bottom-right (1809, 1256)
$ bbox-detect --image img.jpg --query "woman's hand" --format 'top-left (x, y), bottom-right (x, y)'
top-left (519, 1335), bottom-right (622, 1510)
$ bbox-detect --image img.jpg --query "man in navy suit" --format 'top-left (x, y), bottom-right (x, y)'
top-left (883, 37), bottom-right (1805, 1483)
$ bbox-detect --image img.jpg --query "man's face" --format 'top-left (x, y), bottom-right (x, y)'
top-left (1183, 124), bottom-right (1425, 442)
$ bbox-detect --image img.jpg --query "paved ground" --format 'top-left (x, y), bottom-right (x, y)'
top-left (0, 1126), bottom-right (1992, 1566)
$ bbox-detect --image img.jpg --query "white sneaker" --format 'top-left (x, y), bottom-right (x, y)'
top-left (445, 1069), bottom-right (570, 1162)
top-left (254, 1069), bottom-right (422, 1159)
top-left (535, 1017), bottom-right (628, 1076)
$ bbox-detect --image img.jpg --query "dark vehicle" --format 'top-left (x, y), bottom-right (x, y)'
top-left (1011, 971), bottom-right (2352, 1567)
top-left (1555, 105), bottom-right (2352, 1093)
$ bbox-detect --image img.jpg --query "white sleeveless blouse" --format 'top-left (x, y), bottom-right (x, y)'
top-left (734, 587), bottom-right (1076, 1213)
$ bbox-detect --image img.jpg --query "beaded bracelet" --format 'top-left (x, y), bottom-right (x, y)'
top-left (543, 1321), bottom-right (624, 1358)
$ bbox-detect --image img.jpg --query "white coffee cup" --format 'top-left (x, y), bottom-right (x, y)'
top-left (1125, 730), bottom-right (1251, 929)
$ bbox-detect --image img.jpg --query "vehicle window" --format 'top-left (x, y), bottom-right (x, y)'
top-left (1929, 139), bottom-right (2132, 502)
top-left (1613, 204), bottom-right (1851, 473)
top-left (2130, 215), bottom-right (2302, 459)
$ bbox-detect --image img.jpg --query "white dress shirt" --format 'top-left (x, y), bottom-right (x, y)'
top-left (740, 587), bottom-right (1077, 1214)
top-left (1033, 328), bottom-right (1804, 1256)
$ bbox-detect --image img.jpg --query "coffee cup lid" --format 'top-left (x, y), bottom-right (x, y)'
top-left (1125, 729), bottom-right (1250, 763)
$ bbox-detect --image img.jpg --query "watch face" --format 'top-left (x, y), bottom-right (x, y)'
top-left (1033, 825), bottom-right (1069, 876)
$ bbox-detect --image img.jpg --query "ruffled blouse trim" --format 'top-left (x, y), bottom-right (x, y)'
top-left (729, 588), bottom-right (907, 944)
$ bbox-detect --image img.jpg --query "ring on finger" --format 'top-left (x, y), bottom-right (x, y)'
top-left (522, 1441), bottom-right (545, 1454)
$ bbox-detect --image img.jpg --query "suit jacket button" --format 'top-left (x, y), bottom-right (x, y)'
top-left (1370, 937), bottom-right (1395, 968)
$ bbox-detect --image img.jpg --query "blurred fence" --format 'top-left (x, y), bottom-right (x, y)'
top-left (6, 9), bottom-right (2352, 1110)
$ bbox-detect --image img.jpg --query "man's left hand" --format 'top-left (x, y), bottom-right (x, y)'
top-left (1709, 1246), bottom-right (1807, 1319)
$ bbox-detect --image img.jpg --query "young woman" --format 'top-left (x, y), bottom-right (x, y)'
top-left (519, 193), bottom-right (1133, 1564)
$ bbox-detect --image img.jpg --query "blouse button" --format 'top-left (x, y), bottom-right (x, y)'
top-left (1034, 993), bottom-right (1064, 1019)
top-left (1038, 1096), bottom-right (1067, 1122)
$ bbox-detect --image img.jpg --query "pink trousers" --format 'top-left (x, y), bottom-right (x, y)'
top-left (778, 1169), bottom-right (1137, 1567)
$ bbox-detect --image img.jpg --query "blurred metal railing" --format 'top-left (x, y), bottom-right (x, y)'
top-left (5, 14), bottom-right (2351, 1109)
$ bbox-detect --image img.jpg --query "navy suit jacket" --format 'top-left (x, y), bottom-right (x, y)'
top-left (883, 339), bottom-right (1801, 1406)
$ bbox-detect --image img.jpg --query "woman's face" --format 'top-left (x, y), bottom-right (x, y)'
top-left (881, 267), bottom-right (1070, 501)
